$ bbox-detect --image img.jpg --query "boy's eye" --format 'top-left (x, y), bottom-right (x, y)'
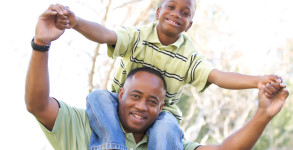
top-left (167, 5), bottom-right (174, 9)
top-left (182, 11), bottom-right (190, 17)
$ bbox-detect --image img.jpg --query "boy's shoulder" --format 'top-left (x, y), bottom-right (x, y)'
top-left (180, 33), bottom-right (199, 53)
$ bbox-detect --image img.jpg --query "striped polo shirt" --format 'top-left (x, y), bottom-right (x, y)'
top-left (107, 22), bottom-right (214, 122)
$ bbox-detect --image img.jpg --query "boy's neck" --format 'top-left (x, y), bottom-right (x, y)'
top-left (156, 26), bottom-right (181, 46)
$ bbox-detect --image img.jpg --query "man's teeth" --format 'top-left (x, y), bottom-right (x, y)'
top-left (134, 114), bottom-right (143, 119)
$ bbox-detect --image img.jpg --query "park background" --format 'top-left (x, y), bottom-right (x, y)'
top-left (0, 0), bottom-right (292, 149)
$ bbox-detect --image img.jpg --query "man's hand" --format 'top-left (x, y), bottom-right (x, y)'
top-left (258, 81), bottom-right (289, 119)
top-left (257, 75), bottom-right (282, 90)
top-left (55, 4), bottom-right (78, 30)
top-left (34, 4), bottom-right (65, 45)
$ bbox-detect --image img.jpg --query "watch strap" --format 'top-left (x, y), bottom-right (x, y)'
top-left (31, 38), bottom-right (50, 52)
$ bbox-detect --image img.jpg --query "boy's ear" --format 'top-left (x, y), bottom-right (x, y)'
top-left (156, 7), bottom-right (161, 20)
top-left (185, 21), bottom-right (193, 32)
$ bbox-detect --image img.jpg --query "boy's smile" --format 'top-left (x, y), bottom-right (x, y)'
top-left (156, 0), bottom-right (195, 45)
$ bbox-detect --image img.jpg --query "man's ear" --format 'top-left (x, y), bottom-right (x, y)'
top-left (185, 21), bottom-right (193, 32)
top-left (156, 7), bottom-right (161, 20)
top-left (118, 88), bottom-right (124, 102)
top-left (159, 102), bottom-right (165, 112)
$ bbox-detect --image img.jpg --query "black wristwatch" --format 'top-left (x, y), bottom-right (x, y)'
top-left (31, 37), bottom-right (51, 52)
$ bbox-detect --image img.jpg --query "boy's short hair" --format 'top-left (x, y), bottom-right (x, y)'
top-left (126, 67), bottom-right (167, 90)
top-left (158, 0), bottom-right (197, 10)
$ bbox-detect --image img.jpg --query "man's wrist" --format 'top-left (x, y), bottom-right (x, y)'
top-left (31, 37), bottom-right (51, 52)
top-left (34, 38), bottom-right (51, 46)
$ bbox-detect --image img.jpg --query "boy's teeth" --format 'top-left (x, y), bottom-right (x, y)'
top-left (168, 19), bottom-right (178, 25)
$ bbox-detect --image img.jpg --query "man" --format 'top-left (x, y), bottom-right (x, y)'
top-left (25, 5), bottom-right (289, 150)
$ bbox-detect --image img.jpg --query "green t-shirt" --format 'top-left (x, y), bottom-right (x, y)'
top-left (39, 100), bottom-right (200, 150)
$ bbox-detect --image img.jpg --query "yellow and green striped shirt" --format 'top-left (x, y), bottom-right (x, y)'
top-left (108, 22), bottom-right (214, 122)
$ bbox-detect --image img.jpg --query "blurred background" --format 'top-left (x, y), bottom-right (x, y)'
top-left (0, 0), bottom-right (292, 149)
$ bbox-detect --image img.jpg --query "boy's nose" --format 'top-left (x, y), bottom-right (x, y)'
top-left (171, 10), bottom-right (181, 18)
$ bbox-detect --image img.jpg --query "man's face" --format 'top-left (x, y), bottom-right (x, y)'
top-left (156, 0), bottom-right (195, 37)
top-left (118, 71), bottom-right (166, 134)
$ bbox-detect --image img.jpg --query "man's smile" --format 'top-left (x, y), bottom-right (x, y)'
top-left (130, 112), bottom-right (147, 121)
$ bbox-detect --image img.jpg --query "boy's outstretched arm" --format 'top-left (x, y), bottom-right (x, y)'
top-left (25, 5), bottom-right (64, 131)
top-left (197, 82), bottom-right (289, 150)
top-left (207, 69), bottom-right (281, 89)
top-left (55, 4), bottom-right (117, 45)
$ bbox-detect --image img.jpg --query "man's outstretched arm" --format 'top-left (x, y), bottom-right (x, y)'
top-left (198, 82), bottom-right (289, 150)
top-left (25, 5), bottom-right (65, 131)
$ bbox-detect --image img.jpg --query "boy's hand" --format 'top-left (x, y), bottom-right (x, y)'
top-left (55, 4), bottom-right (78, 30)
top-left (258, 75), bottom-right (282, 90)
top-left (258, 81), bottom-right (288, 119)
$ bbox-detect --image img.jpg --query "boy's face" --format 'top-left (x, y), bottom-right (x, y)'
top-left (156, 0), bottom-right (195, 37)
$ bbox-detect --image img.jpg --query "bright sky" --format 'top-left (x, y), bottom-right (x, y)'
top-left (1, 0), bottom-right (292, 149)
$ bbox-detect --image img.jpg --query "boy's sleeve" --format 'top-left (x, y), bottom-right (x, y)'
top-left (107, 26), bottom-right (139, 59)
top-left (183, 139), bottom-right (201, 150)
top-left (186, 53), bottom-right (215, 93)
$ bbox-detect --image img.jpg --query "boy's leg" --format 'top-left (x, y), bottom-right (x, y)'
top-left (86, 90), bottom-right (127, 150)
top-left (148, 111), bottom-right (184, 150)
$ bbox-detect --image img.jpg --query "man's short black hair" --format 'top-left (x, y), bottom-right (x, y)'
top-left (126, 67), bottom-right (167, 90)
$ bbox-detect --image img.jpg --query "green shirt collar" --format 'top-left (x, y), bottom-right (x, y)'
top-left (147, 22), bottom-right (185, 50)
top-left (120, 123), bottom-right (148, 149)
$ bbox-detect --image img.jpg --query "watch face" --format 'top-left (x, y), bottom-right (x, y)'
top-left (31, 38), bottom-right (50, 52)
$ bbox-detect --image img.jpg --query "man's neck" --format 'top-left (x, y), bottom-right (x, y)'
top-left (156, 26), bottom-right (180, 46)
top-left (133, 132), bottom-right (145, 143)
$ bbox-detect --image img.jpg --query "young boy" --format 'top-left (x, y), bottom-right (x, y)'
top-left (54, 0), bottom-right (281, 149)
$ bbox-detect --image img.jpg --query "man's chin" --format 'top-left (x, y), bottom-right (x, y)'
top-left (127, 125), bottom-right (147, 133)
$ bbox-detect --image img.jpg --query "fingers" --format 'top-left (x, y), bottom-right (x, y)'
top-left (263, 82), bottom-right (280, 98)
top-left (263, 81), bottom-right (289, 99)
top-left (50, 4), bottom-right (71, 30)
top-left (56, 14), bottom-right (69, 29)
top-left (47, 4), bottom-right (63, 15)
top-left (267, 74), bottom-right (282, 83)
top-left (280, 88), bottom-right (289, 100)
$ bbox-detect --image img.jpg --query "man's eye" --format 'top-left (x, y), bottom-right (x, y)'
top-left (131, 94), bottom-right (139, 98)
top-left (149, 100), bottom-right (158, 105)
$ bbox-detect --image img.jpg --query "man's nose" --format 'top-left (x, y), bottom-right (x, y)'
top-left (135, 99), bottom-right (148, 111)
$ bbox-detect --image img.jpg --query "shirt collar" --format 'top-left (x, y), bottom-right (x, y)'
top-left (147, 22), bottom-right (185, 50)
top-left (120, 123), bottom-right (149, 143)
